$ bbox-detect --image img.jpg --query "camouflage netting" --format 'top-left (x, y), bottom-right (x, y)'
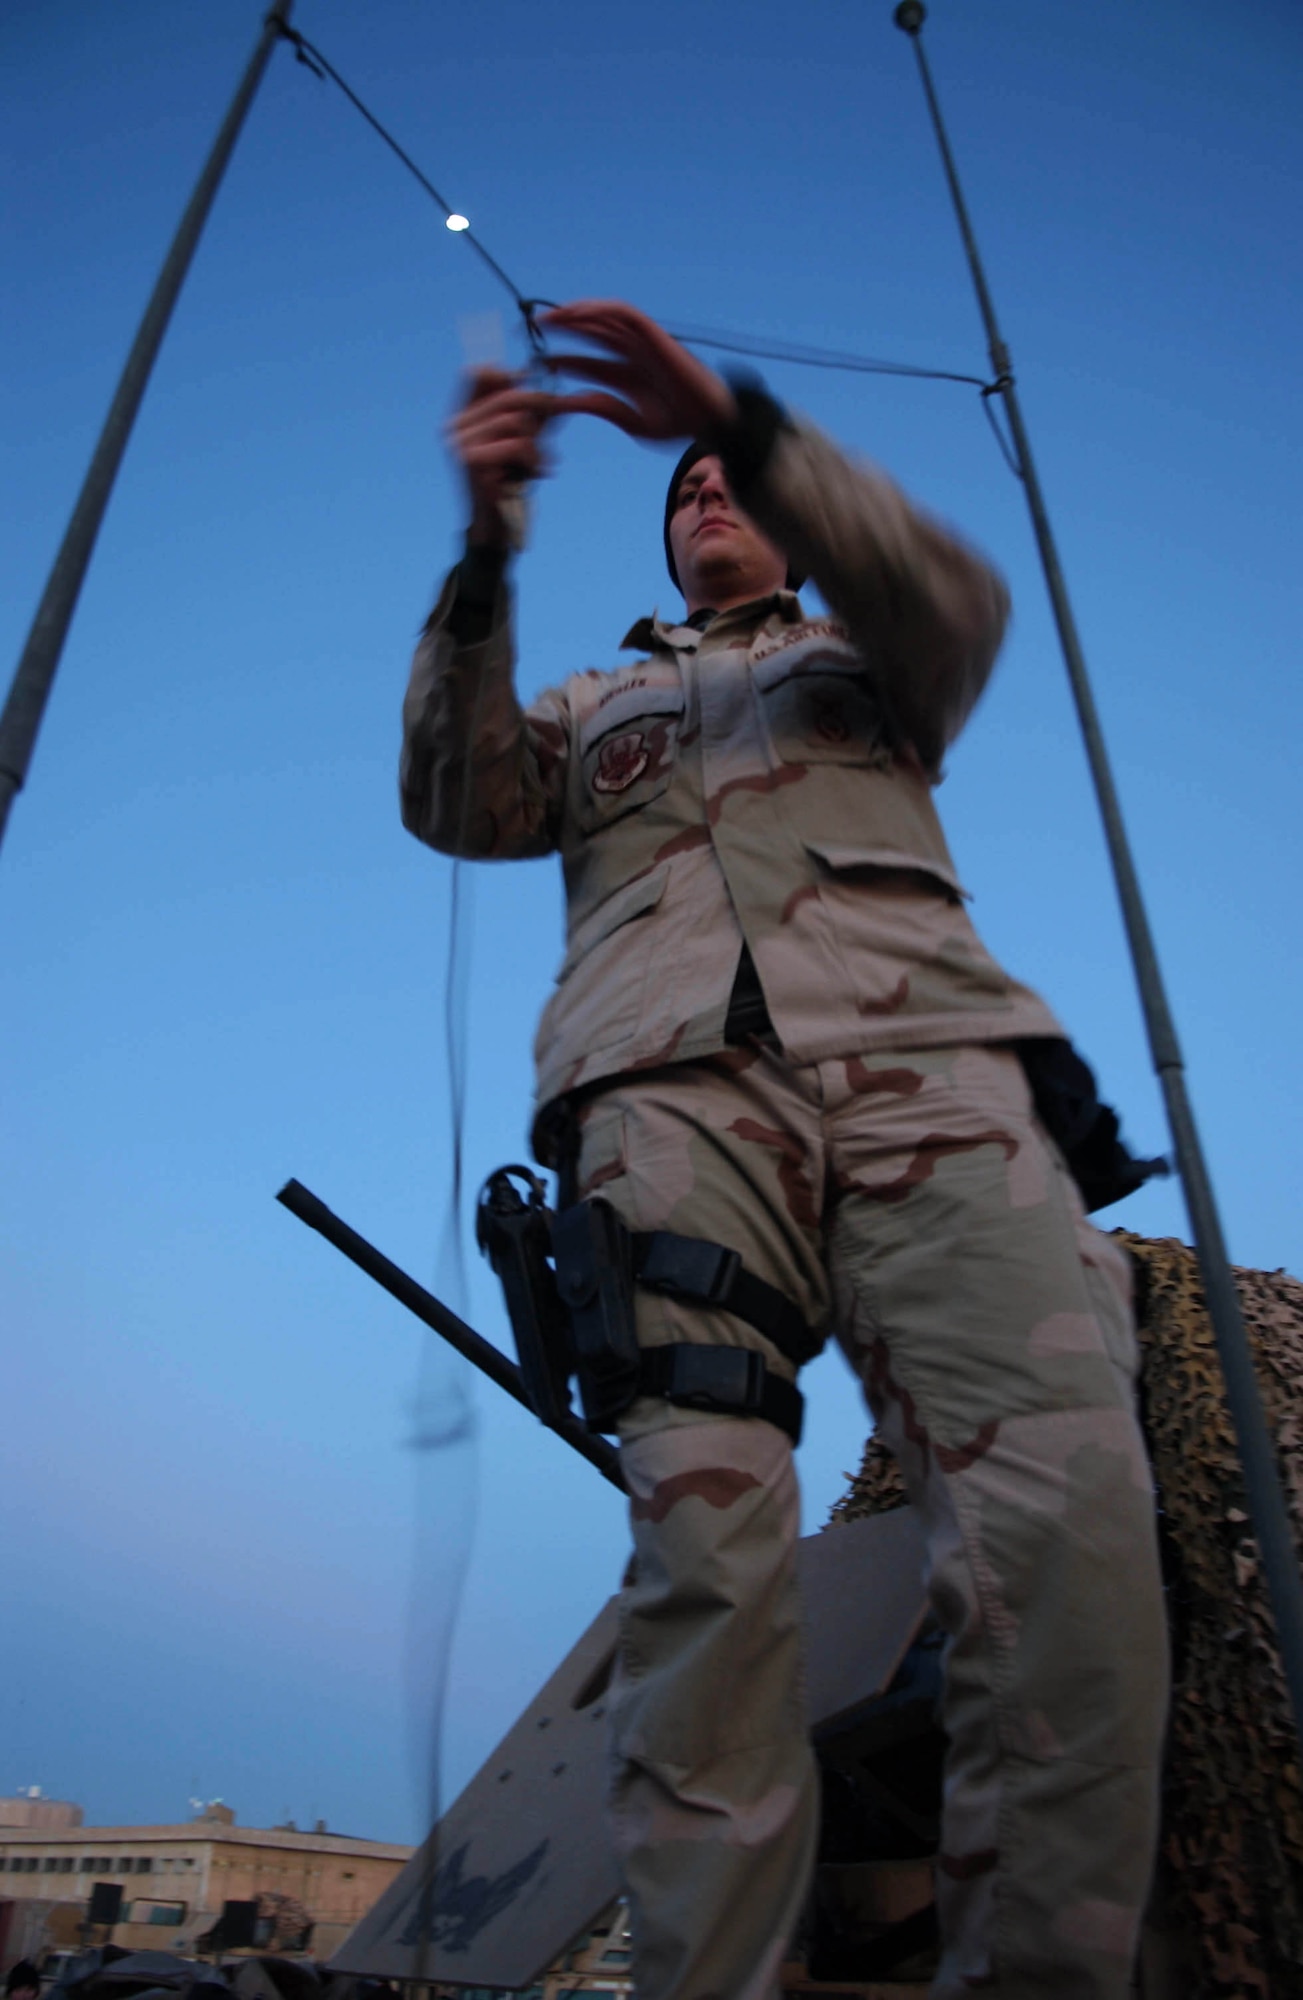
top-left (254, 1891), bottom-right (314, 1952)
top-left (830, 1233), bottom-right (1303, 1999)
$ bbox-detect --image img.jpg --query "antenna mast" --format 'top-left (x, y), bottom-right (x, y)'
top-left (0, 2), bottom-right (295, 856)
top-left (892, 0), bottom-right (1303, 1740)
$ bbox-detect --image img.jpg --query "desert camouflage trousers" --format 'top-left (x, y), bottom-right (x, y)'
top-left (572, 1040), bottom-right (1169, 2000)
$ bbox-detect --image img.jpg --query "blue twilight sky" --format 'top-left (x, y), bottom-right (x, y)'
top-left (2, 0), bottom-right (1299, 1846)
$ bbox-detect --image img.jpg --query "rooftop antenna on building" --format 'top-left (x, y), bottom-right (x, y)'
top-left (891, 0), bottom-right (1303, 1745)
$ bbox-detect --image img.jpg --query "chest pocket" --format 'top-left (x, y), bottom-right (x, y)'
top-left (577, 681), bottom-right (685, 831)
top-left (753, 645), bottom-right (891, 769)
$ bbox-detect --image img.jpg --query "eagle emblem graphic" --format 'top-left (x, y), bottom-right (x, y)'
top-left (396, 1836), bottom-right (549, 1953)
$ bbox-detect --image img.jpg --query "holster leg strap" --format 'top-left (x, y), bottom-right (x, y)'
top-left (631, 1230), bottom-right (822, 1369)
top-left (637, 1344), bottom-right (804, 1446)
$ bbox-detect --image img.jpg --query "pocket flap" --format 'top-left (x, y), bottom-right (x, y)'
top-left (804, 840), bottom-right (970, 900)
top-left (557, 864), bottom-right (670, 982)
top-left (751, 640), bottom-right (864, 693)
top-left (579, 683), bottom-right (685, 757)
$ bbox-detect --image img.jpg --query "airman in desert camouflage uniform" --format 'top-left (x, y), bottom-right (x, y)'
top-left (400, 301), bottom-right (1169, 1999)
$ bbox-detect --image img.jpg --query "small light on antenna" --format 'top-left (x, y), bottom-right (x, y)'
top-left (446, 213), bottom-right (470, 232)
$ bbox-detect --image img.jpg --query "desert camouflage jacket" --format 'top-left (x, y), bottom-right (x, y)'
top-left (400, 415), bottom-right (1061, 1115)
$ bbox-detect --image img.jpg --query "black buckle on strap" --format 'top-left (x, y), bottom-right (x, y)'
top-left (638, 1233), bottom-right (741, 1307)
top-left (638, 1344), bottom-right (804, 1445)
top-left (633, 1228), bottom-right (821, 1370)
top-left (664, 1344), bottom-right (766, 1412)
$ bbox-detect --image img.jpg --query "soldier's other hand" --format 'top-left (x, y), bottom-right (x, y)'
top-left (540, 302), bottom-right (737, 443)
top-left (448, 366), bottom-right (557, 547)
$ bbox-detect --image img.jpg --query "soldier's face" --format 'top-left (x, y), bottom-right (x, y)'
top-left (669, 456), bottom-right (788, 613)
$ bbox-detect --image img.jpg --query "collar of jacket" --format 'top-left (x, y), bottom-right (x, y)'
top-left (619, 589), bottom-right (805, 656)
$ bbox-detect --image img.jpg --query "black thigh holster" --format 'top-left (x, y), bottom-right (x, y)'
top-left (477, 1169), bottom-right (815, 1446)
top-left (550, 1198), bottom-right (643, 1430)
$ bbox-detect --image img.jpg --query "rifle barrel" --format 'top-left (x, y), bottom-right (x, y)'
top-left (276, 1177), bottom-right (625, 1491)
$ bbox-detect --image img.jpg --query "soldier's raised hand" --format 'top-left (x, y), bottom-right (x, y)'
top-left (448, 367), bottom-right (557, 547)
top-left (540, 301), bottom-right (737, 443)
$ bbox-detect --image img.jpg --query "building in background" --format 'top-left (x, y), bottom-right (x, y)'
top-left (0, 1800), bottom-right (411, 1970)
top-left (0, 1795), bottom-right (83, 1834)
